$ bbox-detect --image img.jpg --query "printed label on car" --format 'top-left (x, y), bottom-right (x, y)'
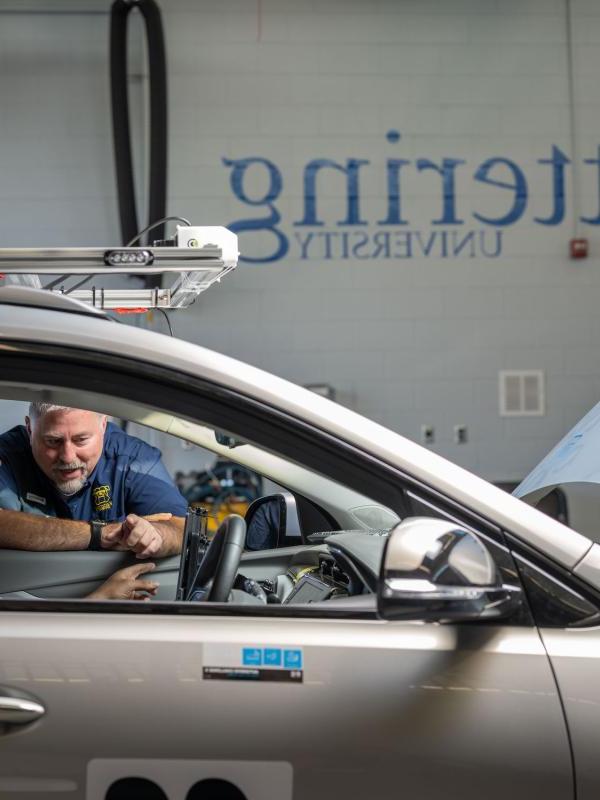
top-left (202, 643), bottom-right (304, 683)
top-left (87, 759), bottom-right (293, 800)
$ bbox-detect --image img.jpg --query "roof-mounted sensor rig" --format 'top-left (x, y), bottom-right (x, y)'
top-left (0, 225), bottom-right (238, 310)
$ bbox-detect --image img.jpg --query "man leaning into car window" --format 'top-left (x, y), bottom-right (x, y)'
top-left (0, 403), bottom-right (187, 600)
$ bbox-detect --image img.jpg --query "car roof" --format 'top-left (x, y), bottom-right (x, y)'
top-left (0, 285), bottom-right (110, 319)
top-left (0, 288), bottom-right (592, 573)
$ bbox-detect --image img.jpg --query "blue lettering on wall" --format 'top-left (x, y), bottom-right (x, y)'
top-left (534, 145), bottom-right (569, 226)
top-left (416, 158), bottom-right (465, 225)
top-left (479, 229), bottom-right (502, 257)
top-left (581, 146), bottom-right (600, 224)
top-left (394, 231), bottom-right (413, 258)
top-left (472, 157), bottom-right (527, 226)
top-left (452, 231), bottom-right (475, 257)
top-left (378, 158), bottom-right (410, 225)
top-left (351, 232), bottom-right (370, 259)
top-left (414, 231), bottom-right (437, 257)
top-left (222, 156), bottom-right (287, 263)
top-left (292, 229), bottom-right (502, 260)
top-left (294, 158), bottom-right (370, 227)
top-left (223, 133), bottom-right (598, 263)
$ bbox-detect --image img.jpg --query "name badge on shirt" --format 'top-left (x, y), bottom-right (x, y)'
top-left (93, 484), bottom-right (112, 512)
top-left (26, 492), bottom-right (47, 506)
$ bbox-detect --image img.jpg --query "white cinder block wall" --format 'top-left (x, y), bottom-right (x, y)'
top-left (1, 0), bottom-right (600, 483)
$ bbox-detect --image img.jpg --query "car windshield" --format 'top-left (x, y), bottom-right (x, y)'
top-left (515, 400), bottom-right (600, 543)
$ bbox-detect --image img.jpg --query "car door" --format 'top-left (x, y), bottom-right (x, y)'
top-left (0, 341), bottom-right (575, 800)
top-left (0, 581), bottom-right (573, 800)
top-left (508, 545), bottom-right (600, 800)
top-left (541, 623), bottom-right (600, 800)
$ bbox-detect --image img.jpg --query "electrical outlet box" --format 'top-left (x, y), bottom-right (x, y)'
top-left (454, 425), bottom-right (468, 444)
top-left (421, 425), bottom-right (434, 445)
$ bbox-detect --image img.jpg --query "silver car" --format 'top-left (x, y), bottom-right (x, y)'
top-left (0, 286), bottom-right (598, 800)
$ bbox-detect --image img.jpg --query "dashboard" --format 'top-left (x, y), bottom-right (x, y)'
top-left (271, 531), bottom-right (388, 606)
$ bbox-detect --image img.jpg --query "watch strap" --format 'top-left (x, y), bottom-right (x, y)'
top-left (88, 519), bottom-right (105, 551)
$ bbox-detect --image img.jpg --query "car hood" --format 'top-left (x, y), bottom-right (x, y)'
top-left (514, 401), bottom-right (600, 501)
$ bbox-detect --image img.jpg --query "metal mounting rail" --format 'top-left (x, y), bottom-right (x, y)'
top-left (0, 228), bottom-right (238, 310)
top-left (0, 246), bottom-right (225, 273)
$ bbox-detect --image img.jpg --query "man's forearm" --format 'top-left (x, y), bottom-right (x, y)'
top-left (0, 510), bottom-right (91, 551)
top-left (152, 516), bottom-right (185, 556)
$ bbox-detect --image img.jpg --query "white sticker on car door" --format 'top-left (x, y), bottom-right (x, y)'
top-left (87, 759), bottom-right (293, 800)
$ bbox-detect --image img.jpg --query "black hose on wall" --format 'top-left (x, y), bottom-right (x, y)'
top-left (110, 0), bottom-right (168, 261)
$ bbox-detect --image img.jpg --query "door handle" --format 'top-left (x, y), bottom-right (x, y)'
top-left (0, 695), bottom-right (45, 725)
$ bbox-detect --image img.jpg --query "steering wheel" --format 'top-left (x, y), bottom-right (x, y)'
top-left (189, 514), bottom-right (246, 602)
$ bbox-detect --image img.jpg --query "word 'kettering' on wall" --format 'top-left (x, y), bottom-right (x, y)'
top-left (222, 131), bottom-right (596, 263)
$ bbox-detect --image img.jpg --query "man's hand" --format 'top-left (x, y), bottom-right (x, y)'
top-left (102, 514), bottom-right (165, 558)
top-left (88, 562), bottom-right (159, 601)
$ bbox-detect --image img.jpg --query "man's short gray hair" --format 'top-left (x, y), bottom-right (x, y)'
top-left (28, 402), bottom-right (74, 421)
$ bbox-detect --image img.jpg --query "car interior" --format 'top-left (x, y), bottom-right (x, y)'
top-left (0, 385), bottom-right (401, 611)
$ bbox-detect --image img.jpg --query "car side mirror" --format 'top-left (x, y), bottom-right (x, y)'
top-left (378, 517), bottom-right (521, 622)
top-left (244, 492), bottom-right (302, 550)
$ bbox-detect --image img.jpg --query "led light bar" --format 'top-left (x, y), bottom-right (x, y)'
top-left (104, 249), bottom-right (154, 266)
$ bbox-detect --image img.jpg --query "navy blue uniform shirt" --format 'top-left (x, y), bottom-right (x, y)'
top-left (246, 500), bottom-right (280, 550)
top-left (0, 422), bottom-right (187, 521)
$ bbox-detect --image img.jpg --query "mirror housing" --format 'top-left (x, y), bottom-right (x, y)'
top-left (378, 517), bottom-right (521, 622)
top-left (244, 492), bottom-right (302, 550)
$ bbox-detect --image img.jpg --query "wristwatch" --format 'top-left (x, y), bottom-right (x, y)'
top-left (88, 519), bottom-right (106, 551)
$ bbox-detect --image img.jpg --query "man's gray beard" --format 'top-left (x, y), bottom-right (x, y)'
top-left (55, 477), bottom-right (86, 496)
top-left (52, 464), bottom-right (88, 496)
